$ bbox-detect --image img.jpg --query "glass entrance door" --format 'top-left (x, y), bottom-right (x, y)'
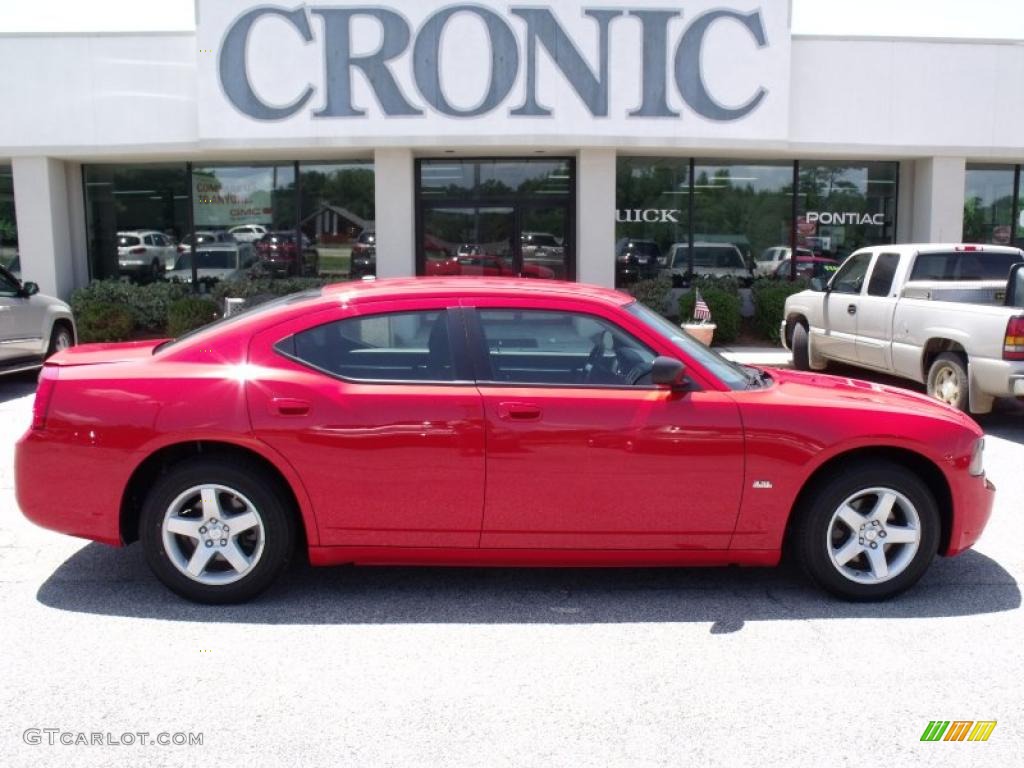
top-left (417, 158), bottom-right (575, 280)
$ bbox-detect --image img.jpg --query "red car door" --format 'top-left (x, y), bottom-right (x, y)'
top-left (247, 299), bottom-right (485, 548)
top-left (465, 300), bottom-right (745, 550)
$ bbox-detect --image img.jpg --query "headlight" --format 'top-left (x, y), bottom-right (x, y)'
top-left (969, 438), bottom-right (985, 476)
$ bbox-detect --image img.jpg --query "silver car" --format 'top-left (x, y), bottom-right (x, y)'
top-left (0, 266), bottom-right (75, 374)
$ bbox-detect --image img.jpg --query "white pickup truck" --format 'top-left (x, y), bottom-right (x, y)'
top-left (781, 243), bottom-right (1024, 413)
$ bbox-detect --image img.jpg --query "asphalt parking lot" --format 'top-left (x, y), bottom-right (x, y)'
top-left (1, 366), bottom-right (1022, 768)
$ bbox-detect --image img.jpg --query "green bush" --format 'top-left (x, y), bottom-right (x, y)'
top-left (76, 302), bottom-right (136, 343)
top-left (625, 276), bottom-right (673, 315)
top-left (679, 285), bottom-right (741, 344)
top-left (167, 297), bottom-right (221, 337)
top-left (211, 276), bottom-right (333, 307)
top-left (751, 277), bottom-right (809, 343)
top-left (70, 280), bottom-right (190, 333)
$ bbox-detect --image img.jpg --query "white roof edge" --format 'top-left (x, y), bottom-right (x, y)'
top-left (792, 33), bottom-right (1024, 47)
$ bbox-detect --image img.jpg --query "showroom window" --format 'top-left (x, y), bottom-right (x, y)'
top-left (614, 157), bottom-right (690, 288)
top-left (615, 158), bottom-right (900, 289)
top-left (963, 164), bottom-right (1019, 245)
top-left (83, 160), bottom-right (374, 284)
top-left (0, 165), bottom-right (17, 275)
top-left (84, 164), bottom-right (189, 281)
top-left (417, 158), bottom-right (574, 280)
top-left (796, 161), bottom-right (898, 260)
top-left (299, 162), bottom-right (375, 278)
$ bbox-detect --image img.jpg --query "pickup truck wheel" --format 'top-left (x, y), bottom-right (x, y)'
top-left (793, 462), bottom-right (939, 601)
top-left (927, 352), bottom-right (968, 410)
top-left (791, 322), bottom-right (811, 370)
top-left (140, 458), bottom-right (295, 604)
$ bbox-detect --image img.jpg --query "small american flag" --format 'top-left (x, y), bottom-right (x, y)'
top-left (692, 289), bottom-right (712, 322)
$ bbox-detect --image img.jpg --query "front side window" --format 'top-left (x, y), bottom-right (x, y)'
top-left (830, 252), bottom-right (872, 294)
top-left (475, 309), bottom-right (656, 387)
top-left (281, 310), bottom-right (456, 382)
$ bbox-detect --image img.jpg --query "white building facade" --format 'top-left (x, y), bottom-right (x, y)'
top-left (1, 0), bottom-right (1023, 298)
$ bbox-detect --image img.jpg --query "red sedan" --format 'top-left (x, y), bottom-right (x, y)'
top-left (16, 279), bottom-right (994, 603)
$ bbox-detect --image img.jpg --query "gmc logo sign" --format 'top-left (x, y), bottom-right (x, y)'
top-left (219, 4), bottom-right (771, 122)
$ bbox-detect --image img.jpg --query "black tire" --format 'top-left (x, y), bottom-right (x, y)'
top-left (926, 352), bottom-right (969, 411)
top-left (45, 322), bottom-right (74, 358)
top-left (140, 457), bottom-right (296, 604)
top-left (792, 461), bottom-right (940, 601)
top-left (791, 321), bottom-right (811, 371)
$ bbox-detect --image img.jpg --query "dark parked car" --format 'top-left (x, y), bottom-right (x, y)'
top-left (615, 239), bottom-right (663, 284)
top-left (255, 232), bottom-right (319, 277)
top-left (349, 230), bottom-right (376, 279)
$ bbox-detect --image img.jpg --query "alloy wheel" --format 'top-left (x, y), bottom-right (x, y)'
top-left (161, 484), bottom-right (265, 585)
top-left (826, 487), bottom-right (921, 584)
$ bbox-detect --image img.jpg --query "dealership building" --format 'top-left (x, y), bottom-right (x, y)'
top-left (2, 0), bottom-right (1024, 298)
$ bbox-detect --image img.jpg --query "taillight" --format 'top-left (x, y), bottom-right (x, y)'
top-left (130, 246), bottom-right (146, 254)
top-left (955, 245), bottom-right (983, 252)
top-left (1004, 316), bottom-right (1024, 360)
top-left (32, 365), bottom-right (59, 430)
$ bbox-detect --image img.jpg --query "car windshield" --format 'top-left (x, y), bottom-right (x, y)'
top-left (624, 302), bottom-right (753, 390)
top-left (173, 250), bottom-right (237, 270)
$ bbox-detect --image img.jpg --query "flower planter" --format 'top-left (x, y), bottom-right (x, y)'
top-left (682, 322), bottom-right (715, 346)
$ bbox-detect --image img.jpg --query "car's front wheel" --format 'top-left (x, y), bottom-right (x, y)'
top-left (792, 462), bottom-right (940, 600)
top-left (790, 321), bottom-right (810, 371)
top-left (140, 457), bottom-right (295, 603)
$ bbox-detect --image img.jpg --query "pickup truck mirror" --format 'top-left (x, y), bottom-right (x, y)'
top-left (1008, 262), bottom-right (1024, 308)
top-left (809, 276), bottom-right (828, 293)
top-left (20, 281), bottom-right (39, 297)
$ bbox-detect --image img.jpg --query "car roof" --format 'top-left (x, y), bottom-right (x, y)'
top-left (323, 277), bottom-right (632, 308)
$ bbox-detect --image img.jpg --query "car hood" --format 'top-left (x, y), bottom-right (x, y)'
top-left (761, 368), bottom-right (980, 431)
top-left (46, 339), bottom-right (165, 366)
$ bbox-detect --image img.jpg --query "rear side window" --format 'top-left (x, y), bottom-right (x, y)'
top-left (910, 251), bottom-right (1024, 281)
top-left (867, 253), bottom-right (900, 296)
top-left (281, 310), bottom-right (456, 382)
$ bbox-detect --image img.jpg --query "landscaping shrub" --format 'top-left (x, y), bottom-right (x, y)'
top-left (167, 297), bottom-right (221, 337)
top-left (678, 283), bottom-right (741, 344)
top-left (70, 280), bottom-right (189, 333)
top-left (625, 275), bottom-right (673, 315)
top-left (76, 302), bottom-right (136, 343)
top-left (751, 277), bottom-right (809, 343)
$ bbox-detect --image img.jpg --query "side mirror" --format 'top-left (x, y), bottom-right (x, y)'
top-left (809, 277), bottom-right (828, 293)
top-left (20, 281), bottom-right (39, 297)
top-left (651, 356), bottom-right (688, 389)
top-left (1007, 262), bottom-right (1024, 307)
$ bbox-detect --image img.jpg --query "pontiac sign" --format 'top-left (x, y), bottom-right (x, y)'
top-left (198, 0), bottom-right (789, 141)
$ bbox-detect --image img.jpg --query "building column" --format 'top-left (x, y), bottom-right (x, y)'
top-left (373, 148), bottom-right (416, 278)
top-left (910, 156), bottom-right (966, 243)
top-left (575, 148), bottom-right (616, 287)
top-left (11, 156), bottom-right (77, 299)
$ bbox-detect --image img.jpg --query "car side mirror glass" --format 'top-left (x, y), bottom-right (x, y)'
top-left (809, 277), bottom-right (828, 293)
top-left (21, 281), bottom-right (39, 296)
top-left (651, 356), bottom-right (688, 389)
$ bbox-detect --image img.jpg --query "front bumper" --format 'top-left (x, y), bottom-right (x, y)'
top-left (946, 473), bottom-right (996, 556)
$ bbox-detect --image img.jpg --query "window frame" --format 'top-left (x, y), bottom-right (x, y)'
top-left (273, 305), bottom-right (476, 386)
top-left (462, 305), bottom-right (666, 391)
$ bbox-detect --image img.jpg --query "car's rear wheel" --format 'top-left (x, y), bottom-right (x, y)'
top-left (793, 462), bottom-right (939, 600)
top-left (46, 323), bottom-right (73, 357)
top-left (791, 321), bottom-right (810, 371)
top-left (927, 352), bottom-right (969, 411)
top-left (140, 458), bottom-right (295, 603)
